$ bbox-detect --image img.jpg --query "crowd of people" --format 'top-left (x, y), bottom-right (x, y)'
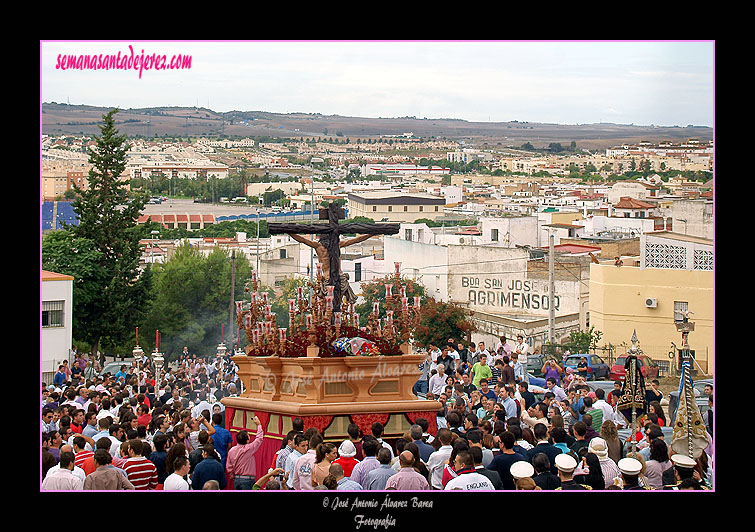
top-left (42, 347), bottom-right (244, 490)
top-left (41, 338), bottom-right (713, 491)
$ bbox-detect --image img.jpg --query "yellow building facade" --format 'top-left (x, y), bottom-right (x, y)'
top-left (589, 233), bottom-right (713, 373)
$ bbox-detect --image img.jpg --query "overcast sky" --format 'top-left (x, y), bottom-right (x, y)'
top-left (40, 40), bottom-right (715, 127)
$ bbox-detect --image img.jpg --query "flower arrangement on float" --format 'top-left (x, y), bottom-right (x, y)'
top-left (235, 261), bottom-right (422, 358)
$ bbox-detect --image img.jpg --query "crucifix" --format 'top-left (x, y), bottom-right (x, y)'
top-left (267, 203), bottom-right (399, 313)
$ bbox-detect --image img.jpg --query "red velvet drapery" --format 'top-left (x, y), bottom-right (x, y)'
top-left (300, 415), bottom-right (334, 434)
top-left (406, 411), bottom-right (438, 436)
top-left (349, 413), bottom-right (390, 437)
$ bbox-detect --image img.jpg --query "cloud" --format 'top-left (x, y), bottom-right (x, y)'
top-left (41, 40), bottom-right (714, 126)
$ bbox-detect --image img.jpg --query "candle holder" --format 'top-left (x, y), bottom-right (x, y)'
top-left (239, 268), bottom-right (424, 359)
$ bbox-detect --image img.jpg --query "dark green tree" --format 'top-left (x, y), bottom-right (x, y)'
top-left (143, 243), bottom-right (253, 359)
top-left (564, 326), bottom-right (603, 354)
top-left (61, 108), bottom-right (153, 356)
top-left (412, 297), bottom-right (477, 349)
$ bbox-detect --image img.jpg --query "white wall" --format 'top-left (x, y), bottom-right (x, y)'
top-left (384, 236), bottom-right (450, 300)
top-left (671, 199), bottom-right (714, 240)
top-left (479, 216), bottom-right (539, 247)
top-left (583, 215), bottom-right (656, 236)
top-left (42, 278), bottom-right (73, 375)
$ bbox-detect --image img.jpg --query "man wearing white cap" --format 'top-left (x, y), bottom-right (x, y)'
top-left (554, 453), bottom-right (591, 490)
top-left (663, 454), bottom-right (706, 490)
top-left (510, 461), bottom-right (534, 486)
top-left (588, 437), bottom-right (621, 489)
top-left (617, 457), bottom-right (647, 490)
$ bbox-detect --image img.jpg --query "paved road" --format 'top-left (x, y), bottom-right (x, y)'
top-left (142, 199), bottom-right (318, 221)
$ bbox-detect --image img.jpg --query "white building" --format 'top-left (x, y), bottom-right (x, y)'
top-left (42, 270), bottom-right (74, 383)
top-left (361, 164), bottom-right (450, 177)
top-left (479, 216), bottom-right (539, 247)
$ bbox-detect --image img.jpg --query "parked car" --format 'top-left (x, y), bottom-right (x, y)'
top-left (526, 354), bottom-right (546, 377)
top-left (98, 360), bottom-right (131, 378)
top-left (668, 378), bottom-right (712, 427)
top-left (618, 426), bottom-right (674, 447)
top-left (609, 354), bottom-right (660, 382)
top-left (585, 380), bottom-right (619, 396)
top-left (525, 372), bottom-right (546, 389)
top-left (562, 354), bottom-right (610, 381)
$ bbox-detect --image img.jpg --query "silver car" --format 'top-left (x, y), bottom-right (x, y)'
top-left (668, 378), bottom-right (712, 426)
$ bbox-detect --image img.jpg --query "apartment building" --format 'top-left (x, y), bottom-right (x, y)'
top-left (589, 231), bottom-right (713, 371)
top-left (347, 191), bottom-right (446, 222)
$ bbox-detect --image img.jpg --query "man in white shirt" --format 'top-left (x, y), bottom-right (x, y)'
top-left (546, 378), bottom-right (568, 402)
top-left (426, 428), bottom-right (454, 490)
top-left (513, 335), bottom-right (529, 382)
top-left (444, 451), bottom-right (494, 491)
top-left (163, 455), bottom-right (191, 490)
top-left (476, 342), bottom-right (491, 360)
top-left (447, 345), bottom-right (460, 367)
top-left (592, 388), bottom-right (616, 425)
top-left (428, 364), bottom-right (447, 397)
top-left (42, 451), bottom-right (84, 491)
top-left (191, 391), bottom-right (214, 419)
top-left (513, 335), bottom-right (528, 359)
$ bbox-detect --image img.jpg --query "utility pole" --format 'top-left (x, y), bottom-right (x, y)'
top-left (548, 232), bottom-right (555, 346)
top-left (256, 214), bottom-right (260, 273)
top-left (229, 249), bottom-right (236, 347)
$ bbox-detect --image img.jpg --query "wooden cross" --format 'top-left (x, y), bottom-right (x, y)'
top-left (267, 203), bottom-right (399, 312)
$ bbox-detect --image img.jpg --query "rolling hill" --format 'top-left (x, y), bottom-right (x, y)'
top-left (42, 102), bottom-right (713, 150)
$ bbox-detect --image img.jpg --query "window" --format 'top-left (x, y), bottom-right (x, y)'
top-left (674, 301), bottom-right (688, 322)
top-left (435, 206), bottom-right (439, 212)
top-left (372, 206), bottom-right (377, 212)
top-left (405, 229), bottom-right (413, 241)
top-left (388, 206), bottom-right (392, 212)
top-left (354, 262), bottom-right (362, 282)
top-left (491, 228), bottom-right (499, 242)
top-left (43, 300), bottom-right (64, 328)
top-left (419, 206), bottom-right (423, 212)
top-left (403, 205), bottom-right (408, 212)
top-left (279, 249), bottom-right (287, 259)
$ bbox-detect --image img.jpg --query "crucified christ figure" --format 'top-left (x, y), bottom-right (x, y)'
top-left (267, 203), bottom-right (400, 312)
top-left (289, 232), bottom-right (377, 283)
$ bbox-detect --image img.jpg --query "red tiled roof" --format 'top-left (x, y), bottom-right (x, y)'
top-left (42, 270), bottom-right (74, 281)
top-left (614, 196), bottom-right (656, 209)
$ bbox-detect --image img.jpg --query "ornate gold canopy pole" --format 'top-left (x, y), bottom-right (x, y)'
top-left (671, 309), bottom-right (709, 459)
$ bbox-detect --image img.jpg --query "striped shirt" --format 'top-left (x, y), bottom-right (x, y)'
top-left (74, 450), bottom-right (95, 473)
top-left (123, 457), bottom-right (158, 490)
top-left (275, 445), bottom-right (294, 470)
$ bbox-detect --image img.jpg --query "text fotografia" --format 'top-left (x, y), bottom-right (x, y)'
top-left (354, 515), bottom-right (397, 531)
top-left (55, 45), bottom-right (192, 79)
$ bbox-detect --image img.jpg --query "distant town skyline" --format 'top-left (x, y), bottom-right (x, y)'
top-left (41, 40), bottom-right (715, 128)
